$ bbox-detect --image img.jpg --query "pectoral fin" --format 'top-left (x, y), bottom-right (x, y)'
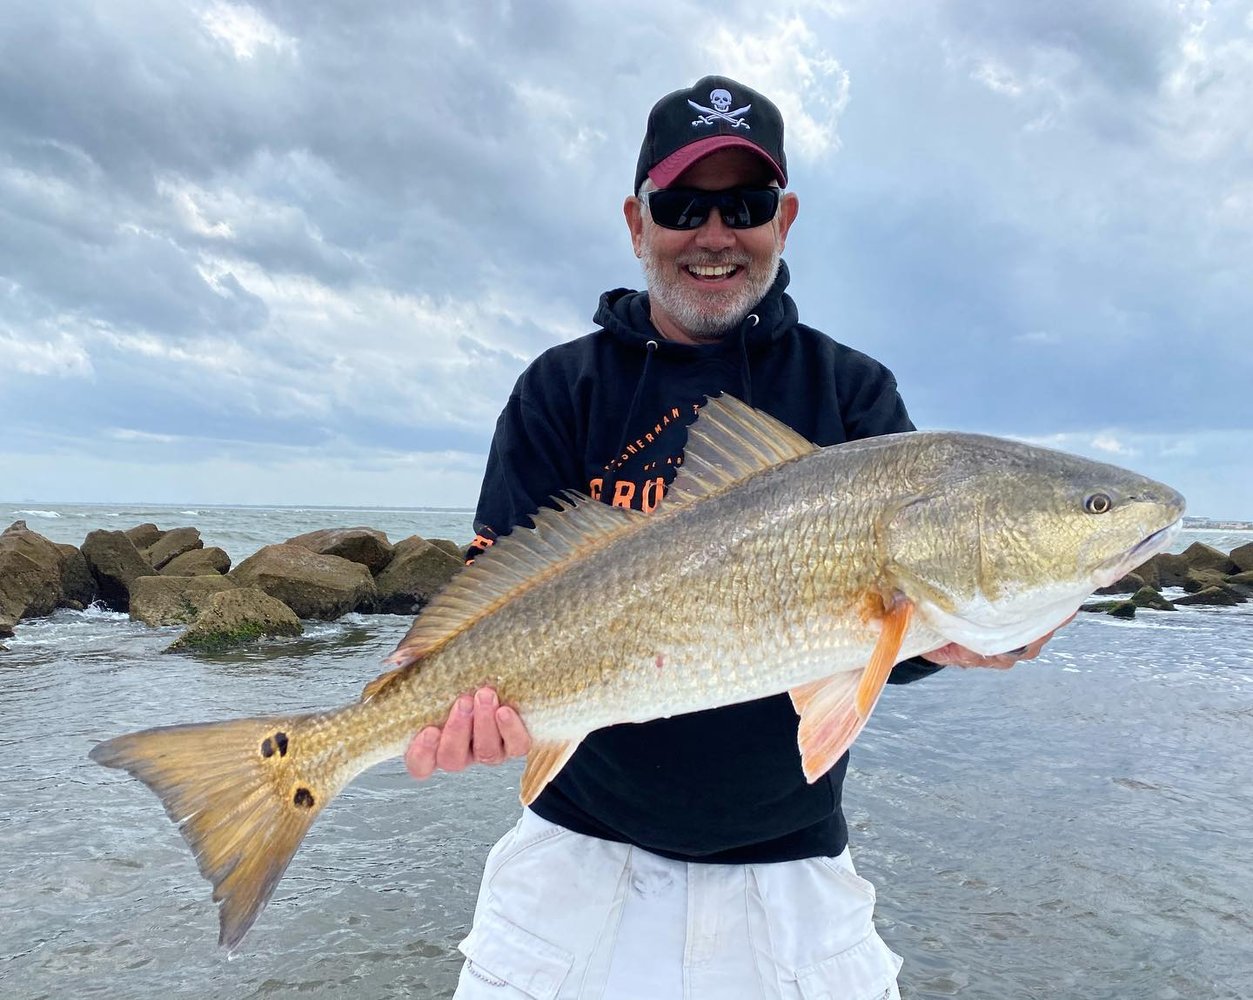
top-left (792, 593), bottom-right (915, 783)
top-left (855, 594), bottom-right (914, 717)
top-left (519, 738), bottom-right (581, 806)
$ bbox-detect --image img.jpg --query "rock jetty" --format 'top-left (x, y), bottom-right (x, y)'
top-left (2, 520), bottom-right (1248, 645)
top-left (1079, 541), bottom-right (1253, 619)
top-left (0, 521), bottom-right (464, 650)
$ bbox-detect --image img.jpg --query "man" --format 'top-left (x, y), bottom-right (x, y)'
top-left (408, 76), bottom-right (1061, 999)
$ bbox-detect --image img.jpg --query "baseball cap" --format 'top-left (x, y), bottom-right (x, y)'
top-left (634, 75), bottom-right (788, 194)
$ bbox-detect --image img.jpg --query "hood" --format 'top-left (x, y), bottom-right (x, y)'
top-left (593, 260), bottom-right (799, 356)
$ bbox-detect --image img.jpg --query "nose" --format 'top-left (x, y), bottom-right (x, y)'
top-left (694, 210), bottom-right (736, 250)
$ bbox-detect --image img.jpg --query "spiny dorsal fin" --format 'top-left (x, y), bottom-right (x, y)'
top-left (383, 493), bottom-right (646, 671)
top-left (663, 395), bottom-right (818, 509)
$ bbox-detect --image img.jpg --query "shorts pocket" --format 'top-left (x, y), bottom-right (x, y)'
top-left (814, 853), bottom-right (878, 902)
top-left (792, 931), bottom-right (903, 1000)
top-left (458, 909), bottom-right (575, 1000)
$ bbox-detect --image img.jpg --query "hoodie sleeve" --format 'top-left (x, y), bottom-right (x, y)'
top-left (467, 367), bottom-right (581, 562)
top-left (842, 370), bottom-right (915, 439)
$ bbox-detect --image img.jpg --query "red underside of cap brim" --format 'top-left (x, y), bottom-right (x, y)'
top-left (648, 136), bottom-right (786, 189)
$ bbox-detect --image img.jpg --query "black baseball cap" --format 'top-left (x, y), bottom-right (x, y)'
top-left (634, 75), bottom-right (788, 194)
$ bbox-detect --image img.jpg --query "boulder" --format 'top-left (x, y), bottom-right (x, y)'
top-left (130, 575), bottom-right (238, 627)
top-left (124, 522), bottom-right (164, 550)
top-left (1130, 586), bottom-right (1175, 611)
top-left (429, 538), bottom-right (466, 562)
top-left (0, 521), bottom-right (66, 621)
top-left (1174, 586), bottom-right (1244, 608)
top-left (230, 544), bottom-right (376, 619)
top-left (161, 547), bottom-right (231, 576)
top-left (1226, 570), bottom-right (1253, 595)
top-left (374, 536), bottom-right (462, 614)
top-left (1080, 600), bottom-right (1136, 618)
top-left (1179, 541), bottom-right (1239, 576)
top-left (1136, 552), bottom-right (1189, 589)
top-left (285, 527), bottom-right (393, 574)
top-left (166, 587), bottom-right (302, 653)
top-left (1095, 572), bottom-right (1145, 596)
top-left (1231, 542), bottom-right (1253, 573)
top-left (80, 530), bottom-right (156, 611)
top-left (142, 526), bottom-right (203, 571)
top-left (1182, 568), bottom-right (1230, 594)
top-left (55, 543), bottom-right (96, 608)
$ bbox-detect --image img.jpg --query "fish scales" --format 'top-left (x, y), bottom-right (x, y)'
top-left (88, 396), bottom-right (1185, 950)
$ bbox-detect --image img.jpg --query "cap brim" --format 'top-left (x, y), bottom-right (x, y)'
top-left (648, 136), bottom-right (787, 189)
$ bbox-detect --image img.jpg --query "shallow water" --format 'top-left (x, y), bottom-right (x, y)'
top-left (2, 512), bottom-right (1251, 999)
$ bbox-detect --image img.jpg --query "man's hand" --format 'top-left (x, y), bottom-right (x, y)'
top-left (920, 614), bottom-right (1075, 670)
top-left (404, 687), bottom-right (532, 779)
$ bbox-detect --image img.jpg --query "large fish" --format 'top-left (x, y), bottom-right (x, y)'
top-left (89, 396), bottom-right (1184, 950)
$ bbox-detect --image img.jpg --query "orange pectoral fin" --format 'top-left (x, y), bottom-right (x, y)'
top-left (854, 594), bottom-right (914, 718)
top-left (519, 739), bottom-right (581, 806)
top-left (793, 595), bottom-right (916, 783)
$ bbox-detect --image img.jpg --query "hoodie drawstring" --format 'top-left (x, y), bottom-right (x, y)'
top-left (602, 338), bottom-right (658, 505)
top-left (739, 314), bottom-right (759, 406)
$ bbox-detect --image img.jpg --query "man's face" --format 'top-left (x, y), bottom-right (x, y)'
top-left (624, 148), bottom-right (799, 344)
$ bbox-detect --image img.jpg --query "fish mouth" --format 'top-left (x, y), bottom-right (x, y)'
top-left (1094, 518), bottom-right (1182, 588)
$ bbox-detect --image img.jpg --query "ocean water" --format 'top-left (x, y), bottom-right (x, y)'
top-left (2, 505), bottom-right (1252, 999)
top-left (3, 502), bottom-right (477, 564)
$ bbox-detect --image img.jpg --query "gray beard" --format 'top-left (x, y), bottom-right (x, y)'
top-left (641, 248), bottom-right (781, 340)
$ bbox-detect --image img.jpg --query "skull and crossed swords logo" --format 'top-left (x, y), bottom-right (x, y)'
top-left (689, 88), bottom-right (751, 129)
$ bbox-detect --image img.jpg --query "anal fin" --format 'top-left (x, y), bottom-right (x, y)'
top-left (519, 738), bottom-right (581, 806)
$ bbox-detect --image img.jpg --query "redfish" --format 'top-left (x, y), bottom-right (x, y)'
top-left (90, 396), bottom-right (1184, 949)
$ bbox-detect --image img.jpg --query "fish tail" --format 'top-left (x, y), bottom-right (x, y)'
top-left (89, 712), bottom-right (341, 951)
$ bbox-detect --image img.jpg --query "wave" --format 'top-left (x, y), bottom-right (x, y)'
top-left (180, 510), bottom-right (201, 516)
top-left (13, 509), bottom-right (61, 518)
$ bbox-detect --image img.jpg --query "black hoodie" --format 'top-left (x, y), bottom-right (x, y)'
top-left (470, 262), bottom-right (942, 863)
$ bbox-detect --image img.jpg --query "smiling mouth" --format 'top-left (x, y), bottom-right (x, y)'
top-left (685, 263), bottom-right (741, 281)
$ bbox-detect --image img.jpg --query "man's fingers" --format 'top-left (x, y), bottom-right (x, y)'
top-left (497, 706), bottom-right (532, 758)
top-left (435, 696), bottom-right (475, 772)
top-left (405, 727), bottom-right (441, 780)
top-left (472, 688), bottom-right (506, 764)
top-left (405, 689), bottom-right (533, 781)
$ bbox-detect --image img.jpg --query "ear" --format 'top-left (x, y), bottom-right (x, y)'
top-left (775, 192), bottom-right (799, 250)
top-left (624, 195), bottom-right (645, 257)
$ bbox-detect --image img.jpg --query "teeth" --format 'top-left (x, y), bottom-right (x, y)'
top-left (687, 264), bottom-right (737, 277)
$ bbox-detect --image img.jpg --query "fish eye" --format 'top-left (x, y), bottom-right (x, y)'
top-left (1084, 492), bottom-right (1113, 514)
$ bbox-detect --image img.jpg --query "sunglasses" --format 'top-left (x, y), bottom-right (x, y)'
top-left (646, 186), bottom-right (781, 231)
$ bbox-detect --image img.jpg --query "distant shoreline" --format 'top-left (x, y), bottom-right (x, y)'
top-left (1183, 517), bottom-right (1253, 531)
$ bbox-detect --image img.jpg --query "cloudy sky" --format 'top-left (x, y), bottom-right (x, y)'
top-left (3, 0), bottom-right (1250, 517)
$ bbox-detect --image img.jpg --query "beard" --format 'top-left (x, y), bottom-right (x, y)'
top-left (640, 244), bottom-right (782, 341)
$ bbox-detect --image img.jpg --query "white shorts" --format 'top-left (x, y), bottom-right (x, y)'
top-left (453, 809), bottom-right (902, 1000)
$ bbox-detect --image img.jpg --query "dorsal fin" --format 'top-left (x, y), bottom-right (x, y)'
top-left (663, 395), bottom-right (818, 509)
top-left (374, 494), bottom-right (646, 684)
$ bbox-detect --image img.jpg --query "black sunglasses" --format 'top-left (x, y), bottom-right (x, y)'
top-left (646, 186), bottom-right (781, 231)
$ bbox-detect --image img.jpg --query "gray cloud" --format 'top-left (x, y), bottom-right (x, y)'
top-left (2, 0), bottom-right (1249, 515)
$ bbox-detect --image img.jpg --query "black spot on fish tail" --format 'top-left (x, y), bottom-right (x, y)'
top-left (260, 732), bottom-right (289, 759)
top-left (293, 787), bottom-right (315, 809)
